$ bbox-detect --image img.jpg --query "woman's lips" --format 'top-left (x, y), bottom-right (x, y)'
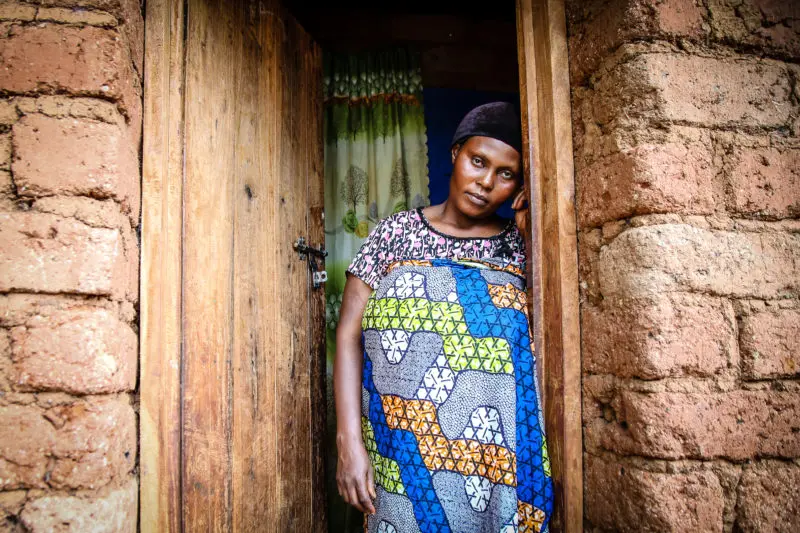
top-left (466, 192), bottom-right (489, 207)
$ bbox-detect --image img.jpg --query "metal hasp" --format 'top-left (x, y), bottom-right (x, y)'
top-left (294, 237), bottom-right (328, 289)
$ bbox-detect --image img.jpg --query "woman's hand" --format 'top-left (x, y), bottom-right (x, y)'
top-left (512, 187), bottom-right (529, 242)
top-left (334, 275), bottom-right (377, 514)
top-left (336, 433), bottom-right (377, 515)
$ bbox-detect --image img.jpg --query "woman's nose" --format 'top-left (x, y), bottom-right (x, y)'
top-left (476, 170), bottom-right (494, 190)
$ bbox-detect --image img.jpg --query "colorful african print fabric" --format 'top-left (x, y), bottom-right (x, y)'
top-left (361, 258), bottom-right (553, 533)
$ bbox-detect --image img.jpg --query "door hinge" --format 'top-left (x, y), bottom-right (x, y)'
top-left (293, 237), bottom-right (328, 289)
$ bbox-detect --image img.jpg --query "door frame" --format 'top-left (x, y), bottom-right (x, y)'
top-left (517, 0), bottom-right (582, 530)
top-left (139, 0), bottom-right (581, 530)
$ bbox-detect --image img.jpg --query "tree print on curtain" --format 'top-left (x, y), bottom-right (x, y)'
top-left (324, 49), bottom-right (430, 533)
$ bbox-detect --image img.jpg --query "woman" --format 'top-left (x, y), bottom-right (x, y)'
top-left (335, 102), bottom-right (553, 533)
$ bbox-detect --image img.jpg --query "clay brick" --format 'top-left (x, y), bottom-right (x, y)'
top-left (0, 403), bottom-right (55, 489)
top-left (708, 0), bottom-right (800, 58)
top-left (0, 169), bottom-right (15, 210)
top-left (585, 388), bottom-right (800, 460)
top-left (9, 307), bottom-right (136, 394)
top-left (585, 454), bottom-right (724, 532)
top-left (21, 478), bottom-right (137, 533)
top-left (735, 460), bottom-right (800, 533)
top-left (36, 7), bottom-right (118, 26)
top-left (0, 212), bottom-right (137, 301)
top-left (0, 24), bottom-right (140, 120)
top-left (12, 115), bottom-right (140, 218)
top-left (0, 293), bottom-right (135, 332)
top-left (577, 135), bottom-right (716, 228)
top-left (592, 52), bottom-right (792, 129)
top-left (568, 0), bottom-right (708, 82)
top-left (37, 0), bottom-right (144, 76)
top-left (0, 395), bottom-right (135, 490)
top-left (578, 229), bottom-right (603, 303)
top-left (598, 224), bottom-right (800, 299)
top-left (728, 146), bottom-right (800, 219)
top-left (0, 490), bottom-right (27, 525)
top-left (0, 133), bottom-right (10, 169)
top-left (0, 98), bottom-right (19, 125)
top-left (38, 0), bottom-right (137, 20)
top-left (33, 196), bottom-right (131, 229)
top-left (583, 294), bottom-right (736, 379)
top-left (0, 329), bottom-right (10, 391)
top-left (0, 1), bottom-right (36, 21)
top-left (740, 308), bottom-right (800, 379)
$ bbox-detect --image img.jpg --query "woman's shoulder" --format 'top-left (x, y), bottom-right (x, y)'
top-left (370, 208), bottom-right (424, 235)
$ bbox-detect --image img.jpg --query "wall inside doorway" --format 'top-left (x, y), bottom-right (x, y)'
top-left (567, 0), bottom-right (800, 530)
top-left (0, 0), bottom-right (143, 530)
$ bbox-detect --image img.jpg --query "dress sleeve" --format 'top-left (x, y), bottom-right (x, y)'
top-left (346, 219), bottom-right (390, 290)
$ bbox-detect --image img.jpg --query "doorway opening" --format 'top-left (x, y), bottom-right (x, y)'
top-left (284, 2), bottom-right (521, 531)
top-left (139, 1), bottom-right (579, 531)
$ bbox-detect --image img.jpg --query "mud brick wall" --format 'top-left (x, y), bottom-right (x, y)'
top-left (567, 0), bottom-right (800, 531)
top-left (0, 1), bottom-right (142, 531)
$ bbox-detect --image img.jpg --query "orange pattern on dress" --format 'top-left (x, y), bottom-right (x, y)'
top-left (489, 282), bottom-right (528, 312)
top-left (518, 501), bottom-right (546, 533)
top-left (385, 260), bottom-right (434, 275)
top-left (382, 395), bottom-right (517, 486)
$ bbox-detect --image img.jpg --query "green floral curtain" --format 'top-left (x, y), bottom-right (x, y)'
top-left (323, 49), bottom-right (429, 531)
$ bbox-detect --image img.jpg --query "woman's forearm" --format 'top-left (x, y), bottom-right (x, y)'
top-left (334, 332), bottom-right (364, 442)
top-left (333, 275), bottom-right (373, 443)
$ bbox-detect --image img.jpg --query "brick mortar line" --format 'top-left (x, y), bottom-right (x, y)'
top-left (1, 97), bottom-right (129, 127)
top-left (0, 390), bottom-right (135, 404)
top-left (0, 474), bottom-right (138, 497)
top-left (0, 90), bottom-right (136, 123)
top-left (0, 288), bottom-right (132, 306)
top-left (583, 373), bottom-right (800, 391)
top-left (585, 447), bottom-right (800, 464)
top-left (577, 215), bottom-right (800, 233)
top-left (583, 448), bottom-right (800, 469)
top-left (578, 116), bottom-right (798, 139)
top-left (571, 37), bottom-right (800, 86)
top-left (574, 123), bottom-right (800, 158)
top-left (0, 5), bottom-right (121, 29)
top-left (25, 194), bottom-right (139, 224)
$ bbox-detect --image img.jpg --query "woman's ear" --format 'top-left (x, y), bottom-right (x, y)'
top-left (451, 144), bottom-right (460, 164)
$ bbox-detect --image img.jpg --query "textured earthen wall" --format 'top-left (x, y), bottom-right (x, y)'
top-left (0, 1), bottom-right (142, 531)
top-left (568, 0), bottom-right (800, 531)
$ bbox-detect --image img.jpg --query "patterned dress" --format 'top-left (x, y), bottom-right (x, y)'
top-left (348, 209), bottom-right (553, 533)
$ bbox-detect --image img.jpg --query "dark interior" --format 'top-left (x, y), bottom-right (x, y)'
top-left (285, 1), bottom-right (519, 93)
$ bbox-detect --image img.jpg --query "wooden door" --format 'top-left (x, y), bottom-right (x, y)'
top-left (140, 1), bottom-right (326, 531)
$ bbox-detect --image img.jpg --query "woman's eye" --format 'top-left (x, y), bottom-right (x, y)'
top-left (500, 170), bottom-right (513, 179)
top-left (471, 157), bottom-right (483, 167)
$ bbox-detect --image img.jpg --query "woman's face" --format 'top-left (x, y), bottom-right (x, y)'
top-left (449, 136), bottom-right (522, 219)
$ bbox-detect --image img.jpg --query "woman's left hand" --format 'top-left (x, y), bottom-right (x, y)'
top-left (511, 188), bottom-right (529, 242)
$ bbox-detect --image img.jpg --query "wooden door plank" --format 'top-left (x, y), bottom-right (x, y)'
top-left (182, 0), bottom-right (239, 530)
top-left (516, 0), bottom-right (582, 531)
top-left (303, 33), bottom-right (328, 530)
top-left (230, 2), bottom-right (279, 531)
top-left (275, 16), bottom-right (313, 530)
top-left (140, 0), bottom-right (185, 531)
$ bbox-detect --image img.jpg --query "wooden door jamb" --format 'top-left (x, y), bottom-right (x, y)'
top-left (516, 0), bottom-right (583, 531)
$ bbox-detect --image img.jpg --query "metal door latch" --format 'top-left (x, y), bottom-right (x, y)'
top-left (293, 237), bottom-right (328, 289)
